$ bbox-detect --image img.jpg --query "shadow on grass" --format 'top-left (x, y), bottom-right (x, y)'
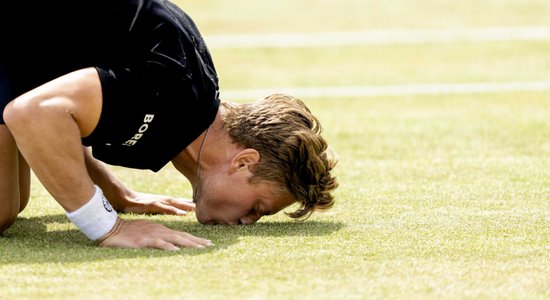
top-left (0, 214), bottom-right (344, 265)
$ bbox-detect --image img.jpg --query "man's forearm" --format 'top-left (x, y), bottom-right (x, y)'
top-left (83, 147), bottom-right (132, 211)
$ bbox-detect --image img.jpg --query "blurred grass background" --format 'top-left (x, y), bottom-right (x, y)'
top-left (182, 0), bottom-right (550, 33)
top-left (0, 1), bottom-right (548, 299)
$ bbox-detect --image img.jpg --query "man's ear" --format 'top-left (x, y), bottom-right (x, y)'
top-left (230, 148), bottom-right (260, 173)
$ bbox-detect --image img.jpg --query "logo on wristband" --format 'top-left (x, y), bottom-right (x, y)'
top-left (102, 196), bottom-right (113, 212)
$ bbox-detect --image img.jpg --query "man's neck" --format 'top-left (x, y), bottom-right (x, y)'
top-left (171, 104), bottom-right (226, 185)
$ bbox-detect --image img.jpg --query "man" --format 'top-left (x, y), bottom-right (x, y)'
top-left (0, 0), bottom-right (338, 250)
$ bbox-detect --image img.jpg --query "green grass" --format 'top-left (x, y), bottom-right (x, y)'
top-left (1, 0), bottom-right (550, 299)
top-left (1, 93), bottom-right (548, 299)
top-left (212, 41), bottom-right (550, 89)
top-left (181, 0), bottom-right (550, 33)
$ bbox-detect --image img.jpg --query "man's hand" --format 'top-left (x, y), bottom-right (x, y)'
top-left (98, 218), bottom-right (213, 250)
top-left (82, 147), bottom-right (195, 216)
top-left (122, 193), bottom-right (195, 216)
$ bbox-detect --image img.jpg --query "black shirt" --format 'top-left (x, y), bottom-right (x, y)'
top-left (1, 0), bottom-right (220, 172)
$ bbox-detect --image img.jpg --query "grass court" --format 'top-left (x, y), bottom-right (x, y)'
top-left (1, 1), bottom-right (549, 299)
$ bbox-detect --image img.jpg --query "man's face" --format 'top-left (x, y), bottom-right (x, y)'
top-left (193, 170), bottom-right (295, 225)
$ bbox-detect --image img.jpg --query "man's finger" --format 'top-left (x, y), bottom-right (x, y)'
top-left (156, 203), bottom-right (188, 216)
top-left (152, 239), bottom-right (180, 251)
top-left (169, 233), bottom-right (209, 249)
top-left (126, 202), bottom-right (188, 215)
top-left (165, 198), bottom-right (196, 211)
top-left (177, 231), bottom-right (214, 247)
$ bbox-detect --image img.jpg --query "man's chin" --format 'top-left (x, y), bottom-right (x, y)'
top-left (195, 212), bottom-right (229, 225)
top-left (197, 217), bottom-right (210, 225)
top-left (194, 208), bottom-right (210, 224)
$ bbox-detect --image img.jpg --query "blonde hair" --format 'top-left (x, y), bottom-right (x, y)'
top-left (221, 94), bottom-right (338, 219)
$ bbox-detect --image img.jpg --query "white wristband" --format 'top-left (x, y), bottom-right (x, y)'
top-left (65, 185), bottom-right (118, 241)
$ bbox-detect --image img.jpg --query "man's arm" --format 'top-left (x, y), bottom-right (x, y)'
top-left (4, 67), bottom-right (212, 250)
top-left (83, 147), bottom-right (195, 215)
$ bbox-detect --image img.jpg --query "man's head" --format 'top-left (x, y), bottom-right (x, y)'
top-left (194, 94), bottom-right (338, 224)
